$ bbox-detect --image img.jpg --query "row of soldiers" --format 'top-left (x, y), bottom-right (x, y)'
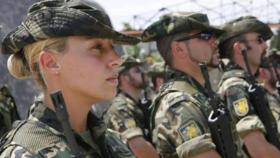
top-left (1, 0), bottom-right (280, 157)
top-left (101, 9), bottom-right (280, 158)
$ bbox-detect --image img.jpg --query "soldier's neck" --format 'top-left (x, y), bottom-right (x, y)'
top-left (44, 90), bottom-right (90, 134)
top-left (175, 65), bottom-right (205, 87)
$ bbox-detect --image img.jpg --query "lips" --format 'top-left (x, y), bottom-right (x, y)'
top-left (106, 75), bottom-right (119, 84)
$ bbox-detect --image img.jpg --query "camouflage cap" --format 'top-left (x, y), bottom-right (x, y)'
top-left (219, 16), bottom-right (273, 44)
top-left (141, 12), bottom-right (224, 42)
top-left (148, 62), bottom-right (165, 77)
top-left (119, 56), bottom-right (143, 74)
top-left (1, 0), bottom-right (140, 55)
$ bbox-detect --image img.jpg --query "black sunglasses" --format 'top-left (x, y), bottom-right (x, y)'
top-left (176, 31), bottom-right (214, 42)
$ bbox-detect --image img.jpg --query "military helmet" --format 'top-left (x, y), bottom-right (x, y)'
top-left (148, 62), bottom-right (165, 77)
top-left (1, 0), bottom-right (139, 55)
top-left (219, 16), bottom-right (272, 43)
top-left (141, 12), bottom-right (224, 42)
top-left (119, 56), bottom-right (143, 74)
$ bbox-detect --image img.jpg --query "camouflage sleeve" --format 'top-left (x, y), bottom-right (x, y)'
top-left (0, 145), bottom-right (39, 158)
top-left (224, 85), bottom-right (265, 138)
top-left (153, 92), bottom-right (215, 158)
top-left (0, 143), bottom-right (72, 158)
top-left (103, 129), bottom-right (136, 158)
top-left (106, 103), bottom-right (143, 143)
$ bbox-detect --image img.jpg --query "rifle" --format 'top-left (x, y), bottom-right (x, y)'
top-left (199, 63), bottom-right (237, 158)
top-left (241, 49), bottom-right (280, 149)
top-left (140, 72), bottom-right (152, 141)
top-left (50, 91), bottom-right (84, 158)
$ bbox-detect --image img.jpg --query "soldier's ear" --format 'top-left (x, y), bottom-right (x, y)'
top-left (171, 41), bottom-right (186, 58)
top-left (39, 50), bottom-right (61, 75)
top-left (233, 42), bottom-right (245, 55)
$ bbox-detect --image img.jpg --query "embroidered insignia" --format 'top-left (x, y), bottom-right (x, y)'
top-left (125, 119), bottom-right (136, 128)
top-left (178, 120), bottom-right (202, 141)
top-left (233, 98), bottom-right (249, 116)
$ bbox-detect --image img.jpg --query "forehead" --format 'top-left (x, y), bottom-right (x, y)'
top-left (243, 32), bottom-right (261, 38)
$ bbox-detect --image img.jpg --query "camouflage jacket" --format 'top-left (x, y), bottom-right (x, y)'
top-left (0, 98), bottom-right (135, 158)
top-left (0, 86), bottom-right (20, 136)
top-left (150, 69), bottom-right (246, 158)
top-left (217, 67), bottom-right (266, 138)
top-left (105, 91), bottom-right (146, 143)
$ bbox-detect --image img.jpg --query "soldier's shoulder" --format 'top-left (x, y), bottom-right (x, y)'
top-left (108, 93), bottom-right (136, 112)
top-left (219, 72), bottom-right (250, 92)
top-left (155, 91), bottom-right (192, 112)
top-left (0, 119), bottom-right (68, 156)
top-left (0, 142), bottom-right (71, 158)
top-left (0, 145), bottom-right (39, 158)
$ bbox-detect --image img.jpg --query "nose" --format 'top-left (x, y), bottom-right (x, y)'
top-left (109, 48), bottom-right (121, 68)
top-left (262, 41), bottom-right (268, 49)
top-left (208, 36), bottom-right (218, 48)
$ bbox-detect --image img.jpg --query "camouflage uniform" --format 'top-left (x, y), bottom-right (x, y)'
top-left (218, 66), bottom-right (266, 137)
top-left (0, 97), bottom-right (135, 158)
top-left (0, 0), bottom-right (139, 157)
top-left (149, 69), bottom-right (245, 158)
top-left (106, 91), bottom-right (147, 143)
top-left (0, 86), bottom-right (20, 136)
top-left (142, 12), bottom-right (246, 158)
top-left (217, 16), bottom-right (275, 138)
top-left (105, 56), bottom-right (149, 143)
top-left (260, 50), bottom-right (280, 135)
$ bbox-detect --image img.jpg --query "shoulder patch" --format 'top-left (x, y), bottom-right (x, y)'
top-left (178, 120), bottom-right (202, 141)
top-left (233, 98), bottom-right (249, 117)
top-left (125, 119), bottom-right (136, 128)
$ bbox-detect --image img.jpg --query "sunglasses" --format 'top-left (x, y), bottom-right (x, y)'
top-left (176, 31), bottom-right (214, 42)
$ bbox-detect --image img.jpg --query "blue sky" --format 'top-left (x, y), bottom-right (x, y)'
top-left (94, 0), bottom-right (280, 31)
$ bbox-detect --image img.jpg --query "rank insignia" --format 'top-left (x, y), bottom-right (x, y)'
top-left (233, 98), bottom-right (249, 116)
top-left (178, 120), bottom-right (201, 141)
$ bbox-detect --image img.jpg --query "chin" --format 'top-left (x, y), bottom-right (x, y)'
top-left (104, 90), bottom-right (117, 100)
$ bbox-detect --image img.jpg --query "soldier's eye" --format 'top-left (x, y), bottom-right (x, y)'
top-left (91, 44), bottom-right (102, 50)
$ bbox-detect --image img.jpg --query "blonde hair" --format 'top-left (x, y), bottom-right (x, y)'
top-left (7, 37), bottom-right (67, 90)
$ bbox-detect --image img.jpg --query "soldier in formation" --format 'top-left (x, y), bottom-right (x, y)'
top-left (0, 0), bottom-right (139, 157)
top-left (142, 12), bottom-right (247, 158)
top-left (217, 16), bottom-right (280, 157)
top-left (257, 49), bottom-right (280, 135)
top-left (105, 56), bottom-right (159, 158)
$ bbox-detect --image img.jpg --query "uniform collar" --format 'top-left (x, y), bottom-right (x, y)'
top-left (164, 69), bottom-right (208, 96)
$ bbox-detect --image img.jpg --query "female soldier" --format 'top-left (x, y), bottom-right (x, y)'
top-left (0, 0), bottom-right (139, 157)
